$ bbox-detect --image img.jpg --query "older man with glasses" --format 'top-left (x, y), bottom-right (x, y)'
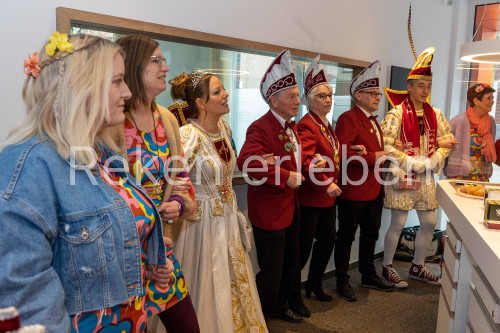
top-left (334, 60), bottom-right (395, 303)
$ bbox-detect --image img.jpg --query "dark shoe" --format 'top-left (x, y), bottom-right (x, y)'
top-left (305, 280), bottom-right (333, 302)
top-left (337, 280), bottom-right (357, 302)
top-left (279, 309), bottom-right (303, 323)
top-left (289, 292), bottom-right (311, 317)
top-left (361, 275), bottom-right (395, 292)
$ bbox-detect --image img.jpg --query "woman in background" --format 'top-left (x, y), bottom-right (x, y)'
top-left (113, 34), bottom-right (199, 333)
top-left (444, 83), bottom-right (496, 181)
top-left (171, 69), bottom-right (268, 332)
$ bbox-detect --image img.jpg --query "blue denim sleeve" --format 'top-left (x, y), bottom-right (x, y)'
top-left (0, 198), bottom-right (71, 332)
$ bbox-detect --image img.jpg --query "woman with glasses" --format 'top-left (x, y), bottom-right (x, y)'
top-left (290, 56), bottom-right (366, 316)
top-left (170, 69), bottom-right (268, 332)
top-left (112, 34), bottom-right (199, 333)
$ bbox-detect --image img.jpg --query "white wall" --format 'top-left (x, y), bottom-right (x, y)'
top-left (0, 0), bottom-right (458, 139)
top-left (0, 0), bottom-right (468, 276)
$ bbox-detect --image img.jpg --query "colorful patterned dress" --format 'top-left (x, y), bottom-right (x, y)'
top-left (451, 124), bottom-right (489, 181)
top-left (70, 153), bottom-right (186, 333)
top-left (123, 115), bottom-right (189, 307)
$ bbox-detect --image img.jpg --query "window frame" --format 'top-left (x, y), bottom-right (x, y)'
top-left (56, 7), bottom-right (368, 185)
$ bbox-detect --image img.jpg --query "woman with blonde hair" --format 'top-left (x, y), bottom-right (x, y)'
top-left (171, 70), bottom-right (268, 332)
top-left (113, 34), bottom-right (199, 333)
top-left (0, 33), bottom-right (176, 332)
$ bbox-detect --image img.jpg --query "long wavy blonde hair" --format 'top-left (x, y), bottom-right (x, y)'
top-left (2, 34), bottom-right (124, 166)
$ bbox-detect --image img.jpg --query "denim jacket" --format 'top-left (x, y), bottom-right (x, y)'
top-left (0, 136), bottom-right (167, 332)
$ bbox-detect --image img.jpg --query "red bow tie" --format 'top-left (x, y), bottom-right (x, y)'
top-left (285, 120), bottom-right (296, 130)
top-left (369, 115), bottom-right (378, 121)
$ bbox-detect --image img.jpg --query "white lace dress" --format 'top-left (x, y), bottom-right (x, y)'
top-left (175, 118), bottom-right (267, 333)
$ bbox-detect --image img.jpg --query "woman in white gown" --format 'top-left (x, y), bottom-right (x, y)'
top-left (170, 69), bottom-right (268, 333)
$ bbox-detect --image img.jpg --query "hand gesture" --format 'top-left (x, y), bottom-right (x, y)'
top-left (171, 177), bottom-right (191, 195)
top-left (145, 238), bottom-right (174, 289)
top-left (437, 138), bottom-right (460, 149)
top-left (411, 159), bottom-right (426, 174)
top-left (312, 154), bottom-right (327, 168)
top-left (262, 153), bottom-right (276, 166)
top-left (159, 200), bottom-right (181, 224)
top-left (375, 151), bottom-right (388, 163)
top-left (394, 140), bottom-right (403, 151)
top-left (325, 182), bottom-right (342, 197)
top-left (286, 171), bottom-right (305, 189)
top-left (352, 145), bottom-right (367, 156)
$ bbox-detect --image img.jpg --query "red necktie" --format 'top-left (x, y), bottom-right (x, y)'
top-left (285, 120), bottom-right (296, 130)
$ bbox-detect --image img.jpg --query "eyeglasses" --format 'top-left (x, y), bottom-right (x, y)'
top-left (150, 56), bottom-right (167, 67)
top-left (359, 91), bottom-right (383, 98)
top-left (315, 93), bottom-right (334, 100)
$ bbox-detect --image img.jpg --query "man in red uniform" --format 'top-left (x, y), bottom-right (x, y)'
top-left (237, 50), bottom-right (304, 323)
top-left (334, 60), bottom-right (394, 302)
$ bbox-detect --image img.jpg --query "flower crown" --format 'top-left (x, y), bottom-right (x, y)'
top-left (45, 31), bottom-right (74, 56)
top-left (24, 53), bottom-right (40, 78)
top-left (475, 83), bottom-right (490, 93)
top-left (23, 31), bottom-right (74, 78)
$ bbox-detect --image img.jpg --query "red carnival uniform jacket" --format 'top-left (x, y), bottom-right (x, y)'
top-left (237, 111), bottom-right (301, 230)
top-left (297, 111), bottom-right (340, 208)
top-left (335, 106), bottom-right (384, 201)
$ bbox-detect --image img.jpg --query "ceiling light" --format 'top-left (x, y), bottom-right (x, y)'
top-left (460, 39), bottom-right (500, 63)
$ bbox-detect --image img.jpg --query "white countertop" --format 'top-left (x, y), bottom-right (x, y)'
top-left (436, 179), bottom-right (500, 295)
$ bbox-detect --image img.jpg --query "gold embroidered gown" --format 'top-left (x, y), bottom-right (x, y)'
top-left (175, 118), bottom-right (267, 333)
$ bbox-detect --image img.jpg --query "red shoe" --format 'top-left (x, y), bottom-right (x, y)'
top-left (382, 264), bottom-right (408, 288)
top-left (408, 263), bottom-right (441, 285)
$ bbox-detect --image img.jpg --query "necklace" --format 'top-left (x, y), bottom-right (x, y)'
top-left (128, 109), bottom-right (164, 197)
top-left (195, 119), bottom-right (233, 204)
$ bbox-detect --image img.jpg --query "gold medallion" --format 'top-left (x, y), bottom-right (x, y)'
top-left (154, 178), bottom-right (163, 196)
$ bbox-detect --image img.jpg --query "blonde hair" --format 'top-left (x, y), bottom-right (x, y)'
top-left (2, 34), bottom-right (123, 166)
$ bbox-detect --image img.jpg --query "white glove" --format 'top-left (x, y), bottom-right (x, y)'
top-left (411, 159), bottom-right (427, 174)
top-left (401, 155), bottom-right (415, 172)
top-left (430, 153), bottom-right (443, 170)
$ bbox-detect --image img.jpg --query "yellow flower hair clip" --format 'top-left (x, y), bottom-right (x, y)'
top-left (45, 31), bottom-right (73, 57)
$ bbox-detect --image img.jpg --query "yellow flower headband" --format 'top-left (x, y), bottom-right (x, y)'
top-left (45, 31), bottom-right (73, 57)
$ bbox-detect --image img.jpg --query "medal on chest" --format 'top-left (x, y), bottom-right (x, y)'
top-left (278, 130), bottom-right (296, 153)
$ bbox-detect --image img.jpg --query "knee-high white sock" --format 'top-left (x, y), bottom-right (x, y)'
top-left (383, 209), bottom-right (409, 266)
top-left (413, 210), bottom-right (438, 265)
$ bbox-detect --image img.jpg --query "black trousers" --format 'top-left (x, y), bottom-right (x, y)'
top-left (293, 204), bottom-right (336, 292)
top-left (252, 210), bottom-right (300, 316)
top-left (334, 191), bottom-right (383, 282)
